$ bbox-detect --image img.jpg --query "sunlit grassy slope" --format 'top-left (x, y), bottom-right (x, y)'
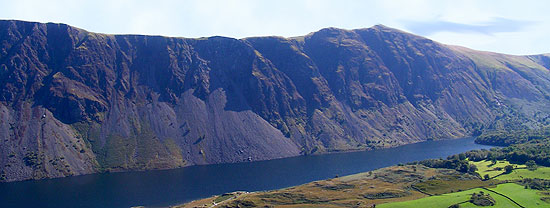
top-left (380, 183), bottom-right (550, 208)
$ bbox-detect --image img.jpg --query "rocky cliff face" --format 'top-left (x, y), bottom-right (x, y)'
top-left (0, 20), bottom-right (549, 182)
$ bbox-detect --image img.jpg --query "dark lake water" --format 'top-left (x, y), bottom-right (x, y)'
top-left (0, 137), bottom-right (492, 208)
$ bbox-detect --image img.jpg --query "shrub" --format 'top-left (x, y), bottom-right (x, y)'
top-left (470, 191), bottom-right (495, 206)
top-left (504, 165), bottom-right (514, 174)
top-left (526, 160), bottom-right (537, 171)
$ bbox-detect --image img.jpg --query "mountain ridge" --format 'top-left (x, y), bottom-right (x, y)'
top-left (4, 19), bottom-right (547, 56)
top-left (0, 20), bottom-right (549, 182)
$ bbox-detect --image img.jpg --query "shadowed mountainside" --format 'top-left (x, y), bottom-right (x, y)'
top-left (0, 20), bottom-right (549, 182)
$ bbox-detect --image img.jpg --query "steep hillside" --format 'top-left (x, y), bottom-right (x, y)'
top-left (0, 20), bottom-right (549, 182)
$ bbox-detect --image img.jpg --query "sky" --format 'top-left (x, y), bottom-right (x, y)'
top-left (0, 0), bottom-right (548, 55)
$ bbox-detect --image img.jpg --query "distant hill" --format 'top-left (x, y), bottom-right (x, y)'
top-left (1, 20), bottom-right (549, 182)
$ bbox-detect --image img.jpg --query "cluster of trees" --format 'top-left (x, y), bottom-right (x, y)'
top-left (413, 127), bottom-right (550, 173)
top-left (414, 157), bottom-right (478, 174)
top-left (457, 143), bottom-right (550, 167)
top-left (475, 127), bottom-right (550, 146)
top-left (520, 178), bottom-right (550, 190)
top-left (472, 127), bottom-right (550, 166)
top-left (469, 191), bottom-right (495, 206)
top-left (484, 140), bottom-right (550, 166)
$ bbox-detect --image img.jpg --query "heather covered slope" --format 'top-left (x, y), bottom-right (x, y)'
top-left (0, 20), bottom-right (549, 182)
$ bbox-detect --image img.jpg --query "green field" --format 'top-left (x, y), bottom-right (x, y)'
top-left (378, 160), bottom-right (550, 208)
top-left (379, 183), bottom-right (550, 208)
top-left (487, 183), bottom-right (549, 207)
top-left (471, 159), bottom-right (550, 180)
top-left (378, 187), bottom-right (518, 208)
top-left (471, 160), bottom-right (526, 178)
top-left (495, 167), bottom-right (550, 180)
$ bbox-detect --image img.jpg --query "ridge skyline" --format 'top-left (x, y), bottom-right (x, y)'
top-left (2, 19), bottom-right (547, 57)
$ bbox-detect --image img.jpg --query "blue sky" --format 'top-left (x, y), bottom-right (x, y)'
top-left (0, 0), bottom-right (548, 55)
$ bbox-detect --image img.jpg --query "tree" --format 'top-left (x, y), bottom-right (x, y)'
top-left (458, 153), bottom-right (466, 160)
top-left (484, 174), bottom-right (490, 180)
top-left (526, 160), bottom-right (537, 171)
top-left (504, 165), bottom-right (514, 174)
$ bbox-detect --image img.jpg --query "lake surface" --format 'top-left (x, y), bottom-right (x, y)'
top-left (0, 137), bottom-right (491, 208)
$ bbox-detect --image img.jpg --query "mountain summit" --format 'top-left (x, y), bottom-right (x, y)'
top-left (1, 20), bottom-right (549, 182)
